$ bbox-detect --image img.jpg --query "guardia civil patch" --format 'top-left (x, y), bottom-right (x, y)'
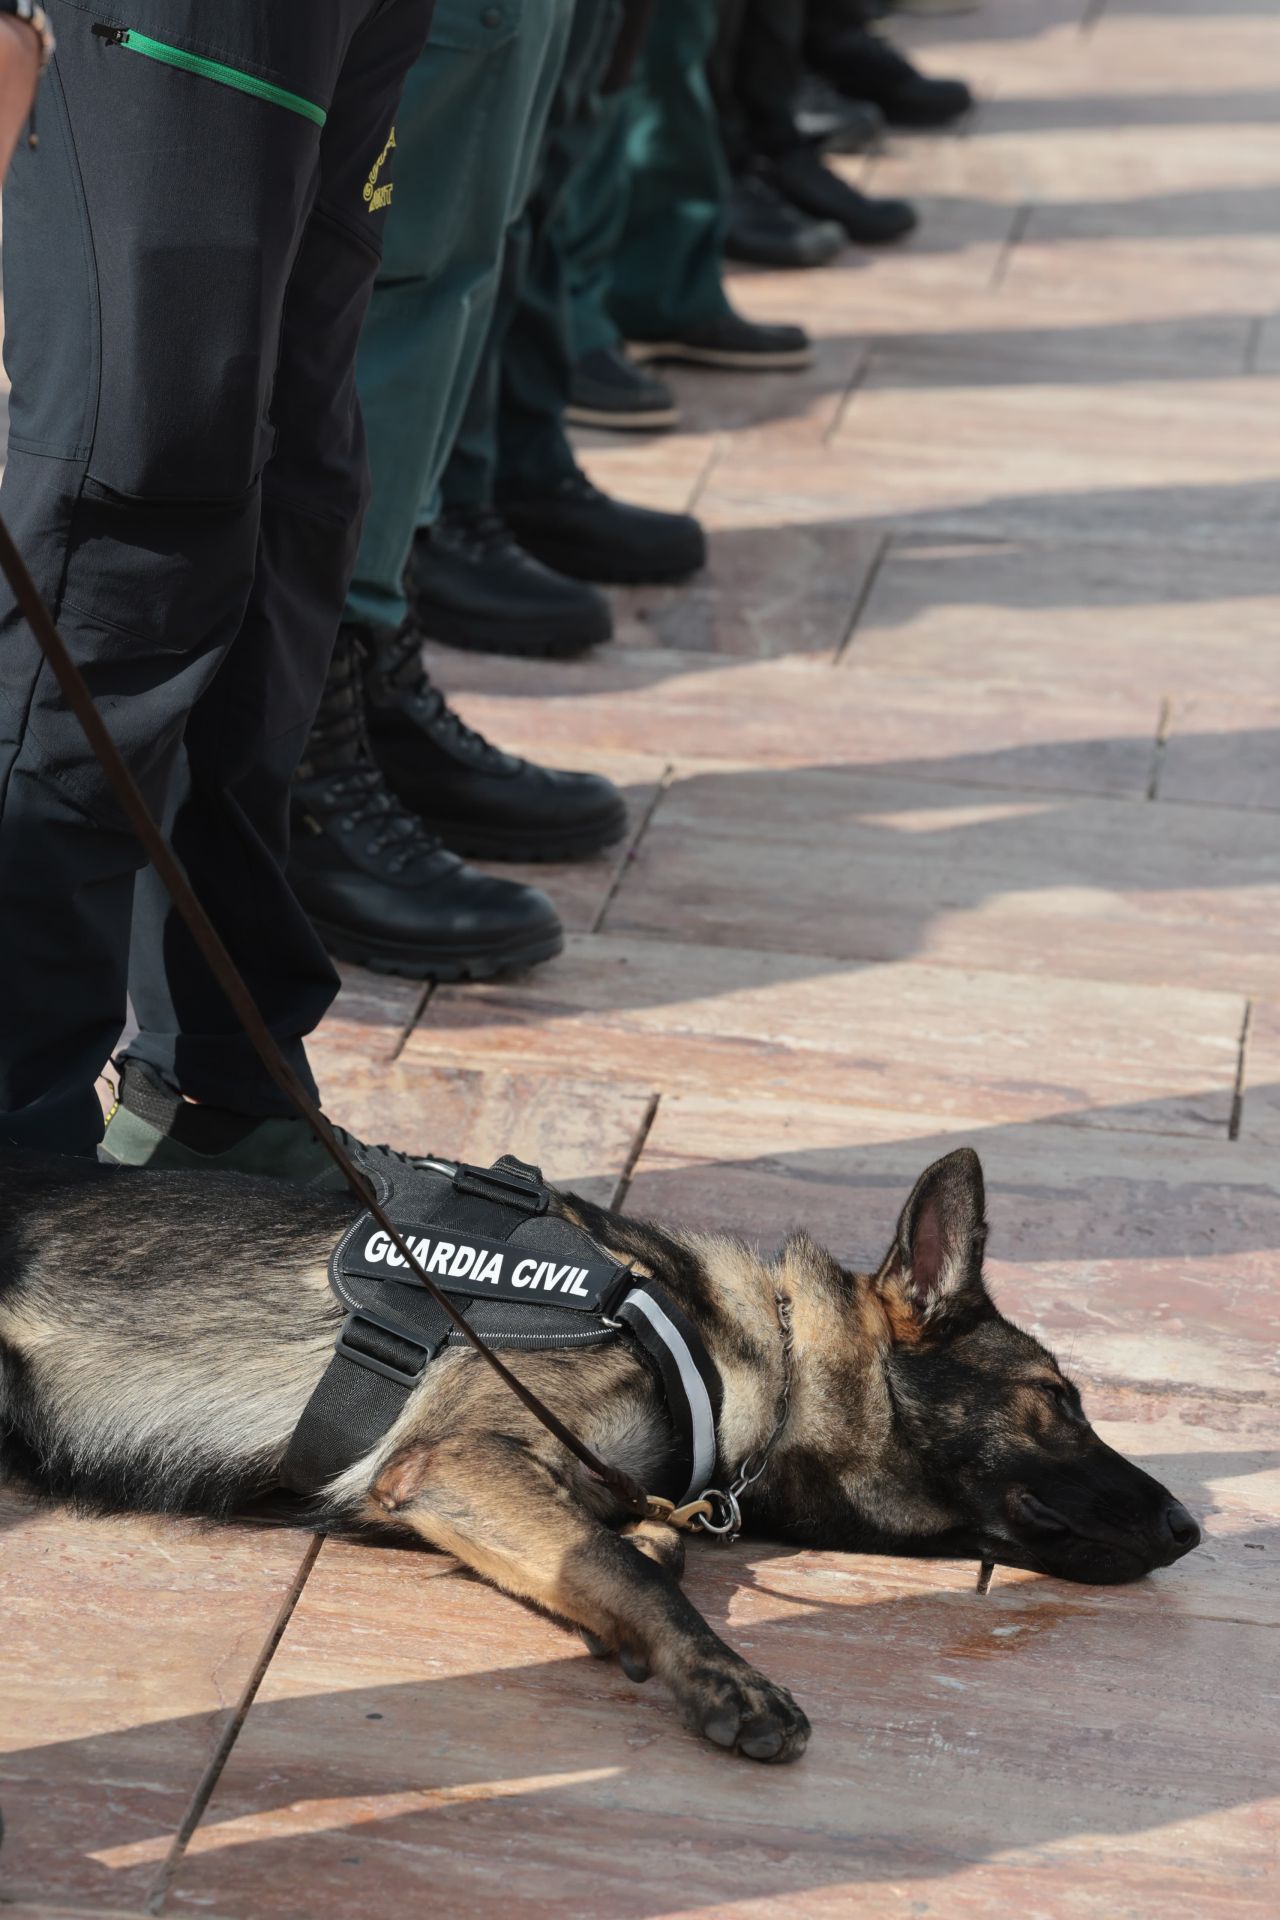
top-left (334, 1215), bottom-right (630, 1316)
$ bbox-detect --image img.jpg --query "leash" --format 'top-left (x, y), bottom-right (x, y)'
top-left (0, 512), bottom-right (649, 1517)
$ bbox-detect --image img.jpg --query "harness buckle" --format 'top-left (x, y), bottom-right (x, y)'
top-left (335, 1306), bottom-right (436, 1387)
top-left (452, 1159), bottom-right (549, 1215)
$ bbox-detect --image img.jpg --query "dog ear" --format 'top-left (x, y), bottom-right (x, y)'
top-left (876, 1147), bottom-right (988, 1335)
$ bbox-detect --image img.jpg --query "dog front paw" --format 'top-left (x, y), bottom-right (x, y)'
top-left (679, 1661), bottom-right (810, 1762)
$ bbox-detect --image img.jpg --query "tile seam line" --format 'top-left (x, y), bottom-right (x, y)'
top-left (1229, 999), bottom-right (1253, 1141)
top-left (591, 762), bottom-right (675, 936)
top-left (146, 1533), bottom-right (324, 1914)
top-left (831, 532), bottom-right (891, 665)
top-left (391, 978), bottom-right (435, 1061)
top-left (609, 1089), bottom-right (662, 1214)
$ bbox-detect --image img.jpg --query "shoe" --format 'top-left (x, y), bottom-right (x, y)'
top-left (792, 75), bottom-right (886, 154)
top-left (765, 146), bottom-right (917, 244)
top-left (363, 621), bottom-right (629, 863)
top-left (893, 0), bottom-right (981, 17)
top-left (725, 170), bottom-right (845, 269)
top-left (288, 627), bottom-right (564, 978)
top-left (566, 346), bottom-right (680, 432)
top-left (406, 507), bottom-right (612, 659)
top-left (628, 311), bottom-right (813, 373)
top-left (809, 27), bottom-right (973, 127)
top-left (500, 470), bottom-right (706, 586)
top-left (101, 1058), bottom-right (358, 1186)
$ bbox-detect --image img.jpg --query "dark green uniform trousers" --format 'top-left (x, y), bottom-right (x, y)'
top-left (440, 0), bottom-right (622, 509)
top-left (607, 0), bottom-right (732, 341)
top-left (345, 0), bottom-right (574, 636)
top-left (560, 75), bottom-right (634, 362)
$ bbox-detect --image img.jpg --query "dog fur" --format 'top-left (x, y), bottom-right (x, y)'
top-left (0, 1145), bottom-right (1199, 1763)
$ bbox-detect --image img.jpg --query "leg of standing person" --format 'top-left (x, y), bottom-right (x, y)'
top-left (607, 0), bottom-right (812, 371)
top-left (721, 0), bottom-right (917, 248)
top-left (289, 0), bottom-right (625, 929)
top-left (0, 0), bottom-right (432, 1159)
top-left (409, 0), bottom-right (704, 642)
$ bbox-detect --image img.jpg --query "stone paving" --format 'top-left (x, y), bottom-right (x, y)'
top-left (3, 3), bottom-right (1278, 1915)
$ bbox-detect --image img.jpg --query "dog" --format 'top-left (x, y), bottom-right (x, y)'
top-left (0, 1144), bottom-right (1200, 1763)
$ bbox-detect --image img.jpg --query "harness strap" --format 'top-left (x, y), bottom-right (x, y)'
top-left (617, 1284), bottom-right (722, 1505)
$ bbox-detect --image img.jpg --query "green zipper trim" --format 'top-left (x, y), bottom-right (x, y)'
top-left (115, 30), bottom-right (326, 126)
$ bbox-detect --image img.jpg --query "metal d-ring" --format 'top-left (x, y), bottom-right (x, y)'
top-left (691, 1487), bottom-right (743, 1540)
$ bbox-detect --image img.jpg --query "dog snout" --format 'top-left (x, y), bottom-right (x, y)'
top-left (1160, 1498), bottom-right (1201, 1560)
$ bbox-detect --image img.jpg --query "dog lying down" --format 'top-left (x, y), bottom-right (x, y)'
top-left (0, 1144), bottom-right (1200, 1764)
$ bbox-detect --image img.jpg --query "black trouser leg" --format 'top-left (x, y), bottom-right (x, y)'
top-left (0, 0), bottom-right (432, 1153)
top-left (710, 0), bottom-right (807, 168)
top-left (126, 3), bottom-right (433, 1114)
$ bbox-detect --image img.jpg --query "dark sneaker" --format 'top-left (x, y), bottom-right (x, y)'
top-left (808, 26), bottom-right (973, 128)
top-left (288, 627), bottom-right (563, 978)
top-left (628, 311), bottom-right (813, 372)
top-left (406, 507), bottom-right (613, 659)
top-left (566, 345), bottom-right (680, 432)
top-left (725, 170), bottom-right (845, 269)
top-left (500, 469), bottom-right (706, 586)
top-left (792, 74), bottom-right (885, 154)
top-left (100, 1058), bottom-right (357, 1186)
top-left (363, 622), bottom-right (629, 863)
top-left (765, 146), bottom-right (917, 244)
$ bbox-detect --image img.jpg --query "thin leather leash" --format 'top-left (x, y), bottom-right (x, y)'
top-left (0, 512), bottom-right (648, 1516)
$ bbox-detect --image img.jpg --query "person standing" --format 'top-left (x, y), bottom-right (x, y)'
top-left (0, 1), bottom-right (434, 1166)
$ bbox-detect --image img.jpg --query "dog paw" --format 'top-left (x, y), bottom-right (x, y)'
top-left (680, 1662), bottom-right (810, 1762)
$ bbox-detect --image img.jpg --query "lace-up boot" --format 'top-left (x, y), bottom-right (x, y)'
top-left (407, 506), bottom-right (613, 658)
top-left (364, 623), bottom-right (628, 863)
top-left (287, 626), bottom-right (563, 978)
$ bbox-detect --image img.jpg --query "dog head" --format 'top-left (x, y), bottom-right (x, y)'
top-left (752, 1147), bottom-right (1201, 1584)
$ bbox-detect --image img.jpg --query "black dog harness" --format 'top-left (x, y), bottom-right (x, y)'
top-left (282, 1155), bottom-right (722, 1504)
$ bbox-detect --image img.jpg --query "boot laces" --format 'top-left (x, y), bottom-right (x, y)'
top-left (301, 631), bottom-right (446, 874)
top-left (378, 621), bottom-right (511, 770)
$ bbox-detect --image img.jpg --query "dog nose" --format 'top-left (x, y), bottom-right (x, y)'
top-left (1162, 1500), bottom-right (1201, 1556)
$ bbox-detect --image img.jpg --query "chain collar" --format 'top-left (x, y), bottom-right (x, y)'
top-left (692, 1290), bottom-right (795, 1544)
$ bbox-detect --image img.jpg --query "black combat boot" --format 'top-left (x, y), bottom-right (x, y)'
top-left (725, 169), bottom-right (846, 269)
top-left (363, 621), bottom-right (628, 863)
top-left (407, 506), bottom-right (613, 658)
top-left (500, 468), bottom-right (707, 586)
top-left (288, 627), bottom-right (563, 978)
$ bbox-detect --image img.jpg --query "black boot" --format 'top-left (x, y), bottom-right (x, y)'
top-left (500, 469), bottom-right (707, 586)
top-left (628, 310), bottom-right (813, 373)
top-left (364, 622), bottom-right (629, 864)
top-left (567, 346), bottom-right (681, 432)
top-left (793, 74), bottom-right (885, 154)
top-left (807, 26), bottom-right (973, 128)
top-left (725, 170), bottom-right (846, 269)
top-left (407, 506), bottom-right (613, 659)
top-left (289, 627), bottom-right (563, 979)
top-left (765, 145), bottom-right (917, 244)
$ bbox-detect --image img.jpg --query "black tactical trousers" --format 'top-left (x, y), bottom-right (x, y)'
top-left (0, 0), bottom-right (433, 1154)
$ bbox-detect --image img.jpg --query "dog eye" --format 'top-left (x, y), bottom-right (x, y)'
top-left (1040, 1383), bottom-right (1081, 1422)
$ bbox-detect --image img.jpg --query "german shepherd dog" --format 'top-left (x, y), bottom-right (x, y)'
top-left (0, 1145), bottom-right (1200, 1763)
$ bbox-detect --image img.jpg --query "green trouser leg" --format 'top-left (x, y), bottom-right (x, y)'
top-left (440, 0), bottom-right (622, 510)
top-left (345, 0), bottom-right (574, 636)
top-left (561, 82), bottom-right (634, 362)
top-left (607, 0), bottom-right (733, 341)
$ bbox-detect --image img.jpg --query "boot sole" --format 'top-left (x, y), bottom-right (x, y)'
top-left (565, 400), bottom-right (681, 432)
top-left (410, 599), bottom-right (612, 660)
top-left (428, 811), bottom-right (629, 864)
top-left (723, 238), bottom-right (845, 269)
top-left (311, 918), bottom-right (565, 981)
top-left (627, 339), bottom-right (814, 372)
